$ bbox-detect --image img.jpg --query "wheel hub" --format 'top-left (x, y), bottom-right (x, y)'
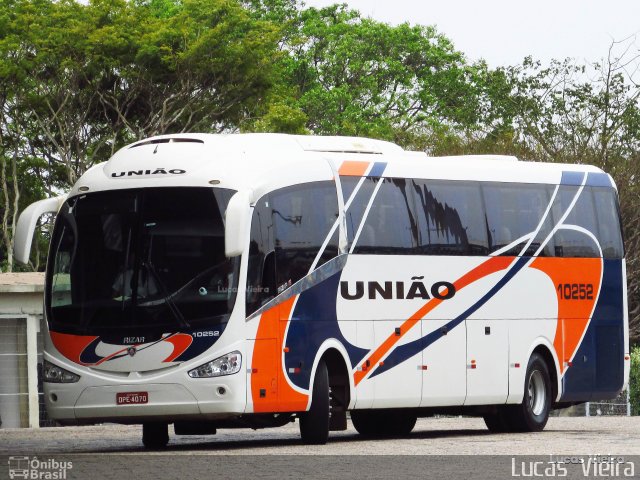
top-left (528, 370), bottom-right (546, 416)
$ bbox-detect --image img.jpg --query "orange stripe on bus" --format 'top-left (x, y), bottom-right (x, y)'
top-left (251, 297), bottom-right (309, 412)
top-left (530, 257), bottom-right (602, 374)
top-left (353, 256), bottom-right (514, 385)
top-left (338, 161), bottom-right (369, 176)
top-left (162, 334), bottom-right (194, 362)
top-left (50, 331), bottom-right (99, 364)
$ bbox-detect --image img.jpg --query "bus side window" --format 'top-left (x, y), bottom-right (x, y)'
top-left (246, 196), bottom-right (275, 315)
top-left (592, 187), bottom-right (624, 259)
top-left (261, 251), bottom-right (276, 303)
top-left (413, 180), bottom-right (488, 256)
top-left (352, 178), bottom-right (418, 254)
top-left (483, 182), bottom-right (553, 256)
top-left (343, 177), bottom-right (379, 246)
top-left (271, 181), bottom-right (339, 289)
top-left (555, 186), bottom-right (600, 258)
top-left (340, 176), bottom-right (360, 206)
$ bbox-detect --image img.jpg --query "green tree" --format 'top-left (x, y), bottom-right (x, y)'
top-left (0, 0), bottom-right (285, 270)
top-left (631, 346), bottom-right (640, 415)
top-left (103, 0), bottom-right (283, 137)
top-left (251, 5), bottom-right (488, 144)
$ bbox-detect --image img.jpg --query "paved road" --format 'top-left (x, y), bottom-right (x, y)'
top-left (1, 416), bottom-right (639, 455)
top-left (1, 417), bottom-right (639, 479)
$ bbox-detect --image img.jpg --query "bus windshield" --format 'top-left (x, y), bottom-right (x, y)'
top-left (45, 187), bottom-right (239, 335)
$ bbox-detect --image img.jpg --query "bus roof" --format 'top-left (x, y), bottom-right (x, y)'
top-left (72, 133), bottom-right (609, 201)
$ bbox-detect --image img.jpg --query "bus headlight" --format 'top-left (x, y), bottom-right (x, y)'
top-left (43, 360), bottom-right (80, 383)
top-left (188, 351), bottom-right (242, 378)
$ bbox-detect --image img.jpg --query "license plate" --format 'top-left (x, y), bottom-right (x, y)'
top-left (116, 392), bottom-right (148, 405)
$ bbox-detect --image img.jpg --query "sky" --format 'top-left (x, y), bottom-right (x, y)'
top-left (302, 0), bottom-right (640, 68)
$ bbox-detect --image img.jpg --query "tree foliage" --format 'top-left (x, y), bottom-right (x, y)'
top-left (631, 346), bottom-right (640, 415)
top-left (0, 0), bottom-right (283, 268)
top-left (278, 5), bottom-right (487, 143)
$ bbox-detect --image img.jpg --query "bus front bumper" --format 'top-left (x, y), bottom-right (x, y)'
top-left (44, 381), bottom-right (246, 424)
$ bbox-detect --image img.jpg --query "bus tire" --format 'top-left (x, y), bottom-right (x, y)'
top-left (507, 353), bottom-right (552, 432)
top-left (483, 407), bottom-right (512, 433)
top-left (351, 410), bottom-right (379, 436)
top-left (300, 360), bottom-right (330, 444)
top-left (142, 422), bottom-right (169, 449)
top-left (383, 410), bottom-right (417, 436)
top-left (351, 410), bottom-right (417, 437)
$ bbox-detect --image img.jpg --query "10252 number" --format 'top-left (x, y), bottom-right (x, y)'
top-left (556, 283), bottom-right (593, 300)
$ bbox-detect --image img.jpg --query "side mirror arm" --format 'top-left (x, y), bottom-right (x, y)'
top-left (224, 190), bottom-right (251, 257)
top-left (14, 196), bottom-right (67, 265)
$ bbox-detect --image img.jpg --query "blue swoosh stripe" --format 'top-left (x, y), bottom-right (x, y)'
top-left (370, 256), bottom-right (529, 377)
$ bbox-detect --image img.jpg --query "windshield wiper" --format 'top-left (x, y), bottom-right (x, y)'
top-left (144, 260), bottom-right (191, 330)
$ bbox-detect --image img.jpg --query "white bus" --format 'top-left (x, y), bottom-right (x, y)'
top-left (14, 134), bottom-right (629, 447)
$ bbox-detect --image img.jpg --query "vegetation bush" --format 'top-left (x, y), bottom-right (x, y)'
top-left (631, 345), bottom-right (640, 415)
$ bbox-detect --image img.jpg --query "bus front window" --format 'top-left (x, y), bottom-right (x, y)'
top-left (46, 187), bottom-right (239, 335)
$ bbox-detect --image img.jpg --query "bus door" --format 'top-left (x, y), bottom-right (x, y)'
top-left (371, 315), bottom-right (423, 408)
top-left (420, 317), bottom-right (467, 407)
top-left (339, 256), bottom-right (423, 409)
top-left (464, 318), bottom-right (509, 405)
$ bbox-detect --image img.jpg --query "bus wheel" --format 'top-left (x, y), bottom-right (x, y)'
top-left (351, 410), bottom-right (417, 437)
top-left (142, 422), bottom-right (169, 449)
top-left (351, 410), bottom-right (379, 436)
top-left (483, 407), bottom-right (512, 433)
top-left (508, 353), bottom-right (552, 432)
top-left (300, 360), bottom-right (330, 444)
top-left (383, 410), bottom-right (417, 436)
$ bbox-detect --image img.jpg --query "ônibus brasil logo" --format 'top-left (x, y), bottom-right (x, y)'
top-left (8, 456), bottom-right (73, 479)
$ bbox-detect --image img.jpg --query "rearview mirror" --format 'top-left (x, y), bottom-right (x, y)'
top-left (14, 196), bottom-right (67, 265)
top-left (225, 190), bottom-right (251, 257)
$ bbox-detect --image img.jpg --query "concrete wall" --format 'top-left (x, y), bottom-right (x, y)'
top-left (0, 273), bottom-right (45, 428)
